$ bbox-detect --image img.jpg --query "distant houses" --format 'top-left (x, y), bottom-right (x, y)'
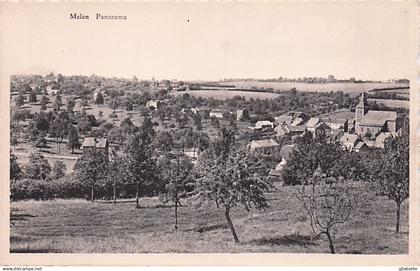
top-left (209, 109), bottom-right (229, 119)
top-left (269, 144), bottom-right (295, 179)
top-left (46, 85), bottom-right (59, 95)
top-left (248, 138), bottom-right (280, 153)
top-left (82, 137), bottom-right (109, 159)
top-left (236, 109), bottom-right (249, 121)
top-left (374, 131), bottom-right (400, 149)
top-left (146, 100), bottom-right (160, 110)
top-left (254, 120), bottom-right (274, 130)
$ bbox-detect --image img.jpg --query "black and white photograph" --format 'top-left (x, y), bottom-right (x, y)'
top-left (0, 1), bottom-right (417, 265)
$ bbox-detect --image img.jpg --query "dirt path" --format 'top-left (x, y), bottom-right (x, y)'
top-left (13, 151), bottom-right (80, 160)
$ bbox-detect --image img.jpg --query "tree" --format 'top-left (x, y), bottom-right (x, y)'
top-left (34, 132), bottom-right (48, 150)
top-left (51, 160), bottom-right (66, 179)
top-left (195, 129), bottom-right (271, 243)
top-left (210, 116), bottom-right (219, 128)
top-left (109, 99), bottom-right (119, 113)
top-left (297, 149), bottom-right (367, 254)
top-left (96, 92), bottom-right (104, 105)
top-left (15, 94), bottom-right (25, 107)
top-left (75, 150), bottom-right (108, 202)
top-left (49, 113), bottom-right (70, 154)
top-left (159, 152), bottom-right (194, 229)
top-left (25, 153), bottom-right (51, 180)
top-left (10, 153), bottom-right (22, 181)
top-left (29, 90), bottom-right (37, 103)
top-left (194, 113), bottom-right (202, 131)
top-left (370, 134), bottom-right (409, 233)
top-left (125, 117), bottom-right (157, 208)
top-left (155, 131), bottom-right (174, 152)
top-left (40, 95), bottom-right (48, 111)
top-left (106, 153), bottom-right (127, 203)
top-left (67, 97), bottom-right (76, 113)
top-left (54, 95), bottom-right (63, 112)
top-left (67, 126), bottom-right (80, 154)
top-left (282, 131), bottom-right (342, 185)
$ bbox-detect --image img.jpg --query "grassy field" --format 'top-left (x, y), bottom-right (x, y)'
top-left (228, 81), bottom-right (408, 95)
top-left (172, 90), bottom-right (281, 100)
top-left (10, 185), bottom-right (408, 254)
top-left (367, 98), bottom-right (410, 109)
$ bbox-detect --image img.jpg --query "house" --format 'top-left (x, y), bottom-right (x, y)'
top-left (191, 106), bottom-right (210, 116)
top-left (248, 138), bottom-right (280, 153)
top-left (183, 148), bottom-right (199, 164)
top-left (209, 109), bottom-right (229, 119)
top-left (254, 120), bottom-right (274, 130)
top-left (269, 144), bottom-right (295, 178)
top-left (46, 85), bottom-right (59, 95)
top-left (290, 117), bottom-right (304, 126)
top-left (275, 115), bottom-right (293, 126)
top-left (306, 117), bottom-right (321, 133)
top-left (236, 109), bottom-right (249, 121)
top-left (329, 129), bottom-right (344, 140)
top-left (82, 137), bottom-right (109, 159)
top-left (374, 131), bottom-right (400, 149)
top-left (340, 133), bottom-right (362, 151)
top-left (354, 141), bottom-right (370, 152)
top-left (306, 118), bottom-right (331, 137)
top-left (146, 100), bottom-right (160, 110)
top-left (275, 125), bottom-right (306, 137)
top-left (274, 111), bottom-right (309, 126)
top-left (347, 118), bottom-right (356, 132)
top-left (93, 88), bottom-right (107, 101)
top-left (322, 118), bottom-right (348, 131)
top-left (355, 92), bottom-right (398, 136)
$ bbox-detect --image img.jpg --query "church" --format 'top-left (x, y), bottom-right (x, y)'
top-left (354, 92), bottom-right (398, 136)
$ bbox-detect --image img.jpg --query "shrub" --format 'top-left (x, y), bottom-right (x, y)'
top-left (10, 177), bottom-right (86, 201)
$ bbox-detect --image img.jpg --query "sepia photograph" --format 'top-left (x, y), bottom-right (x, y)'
top-left (0, 0), bottom-right (417, 265)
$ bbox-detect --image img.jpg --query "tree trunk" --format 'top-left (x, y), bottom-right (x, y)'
top-left (90, 185), bottom-right (95, 202)
top-left (113, 183), bottom-right (117, 204)
top-left (325, 231), bottom-right (335, 254)
top-left (396, 201), bottom-right (401, 233)
top-left (174, 198), bottom-right (178, 230)
top-left (225, 207), bottom-right (240, 244)
top-left (135, 182), bottom-right (140, 209)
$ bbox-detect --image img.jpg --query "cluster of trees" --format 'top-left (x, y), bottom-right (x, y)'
top-left (282, 128), bottom-right (409, 253)
top-left (11, 153), bottom-right (66, 181)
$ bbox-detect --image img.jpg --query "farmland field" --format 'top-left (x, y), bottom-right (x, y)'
top-left (367, 98), bottom-right (410, 109)
top-left (228, 81), bottom-right (409, 95)
top-left (10, 185), bottom-right (408, 254)
top-left (172, 90), bottom-right (281, 100)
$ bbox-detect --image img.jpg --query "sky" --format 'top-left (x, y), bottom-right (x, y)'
top-left (0, 2), bottom-right (415, 81)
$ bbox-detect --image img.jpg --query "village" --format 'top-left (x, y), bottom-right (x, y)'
top-left (9, 73), bottom-right (409, 254)
top-left (82, 91), bottom-right (405, 178)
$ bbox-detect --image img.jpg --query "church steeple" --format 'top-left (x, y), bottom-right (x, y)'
top-left (356, 92), bottom-right (367, 109)
top-left (355, 92), bottom-right (368, 134)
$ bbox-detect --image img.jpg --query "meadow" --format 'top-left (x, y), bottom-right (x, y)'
top-left (367, 98), bottom-right (410, 109)
top-left (172, 90), bottom-right (282, 100)
top-left (228, 81), bottom-right (408, 95)
top-left (10, 184), bottom-right (408, 254)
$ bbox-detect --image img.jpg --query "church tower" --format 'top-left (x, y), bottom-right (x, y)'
top-left (355, 92), bottom-right (368, 133)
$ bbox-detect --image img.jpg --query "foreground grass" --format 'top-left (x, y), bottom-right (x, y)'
top-left (10, 186), bottom-right (408, 254)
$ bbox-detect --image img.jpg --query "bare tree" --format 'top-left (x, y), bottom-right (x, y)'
top-left (297, 171), bottom-right (358, 254)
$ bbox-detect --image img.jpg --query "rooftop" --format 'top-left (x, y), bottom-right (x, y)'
top-left (279, 144), bottom-right (295, 160)
top-left (82, 137), bottom-right (108, 148)
top-left (306, 117), bottom-right (320, 128)
top-left (340, 133), bottom-right (359, 144)
top-left (360, 111), bottom-right (397, 127)
top-left (250, 138), bottom-right (280, 148)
